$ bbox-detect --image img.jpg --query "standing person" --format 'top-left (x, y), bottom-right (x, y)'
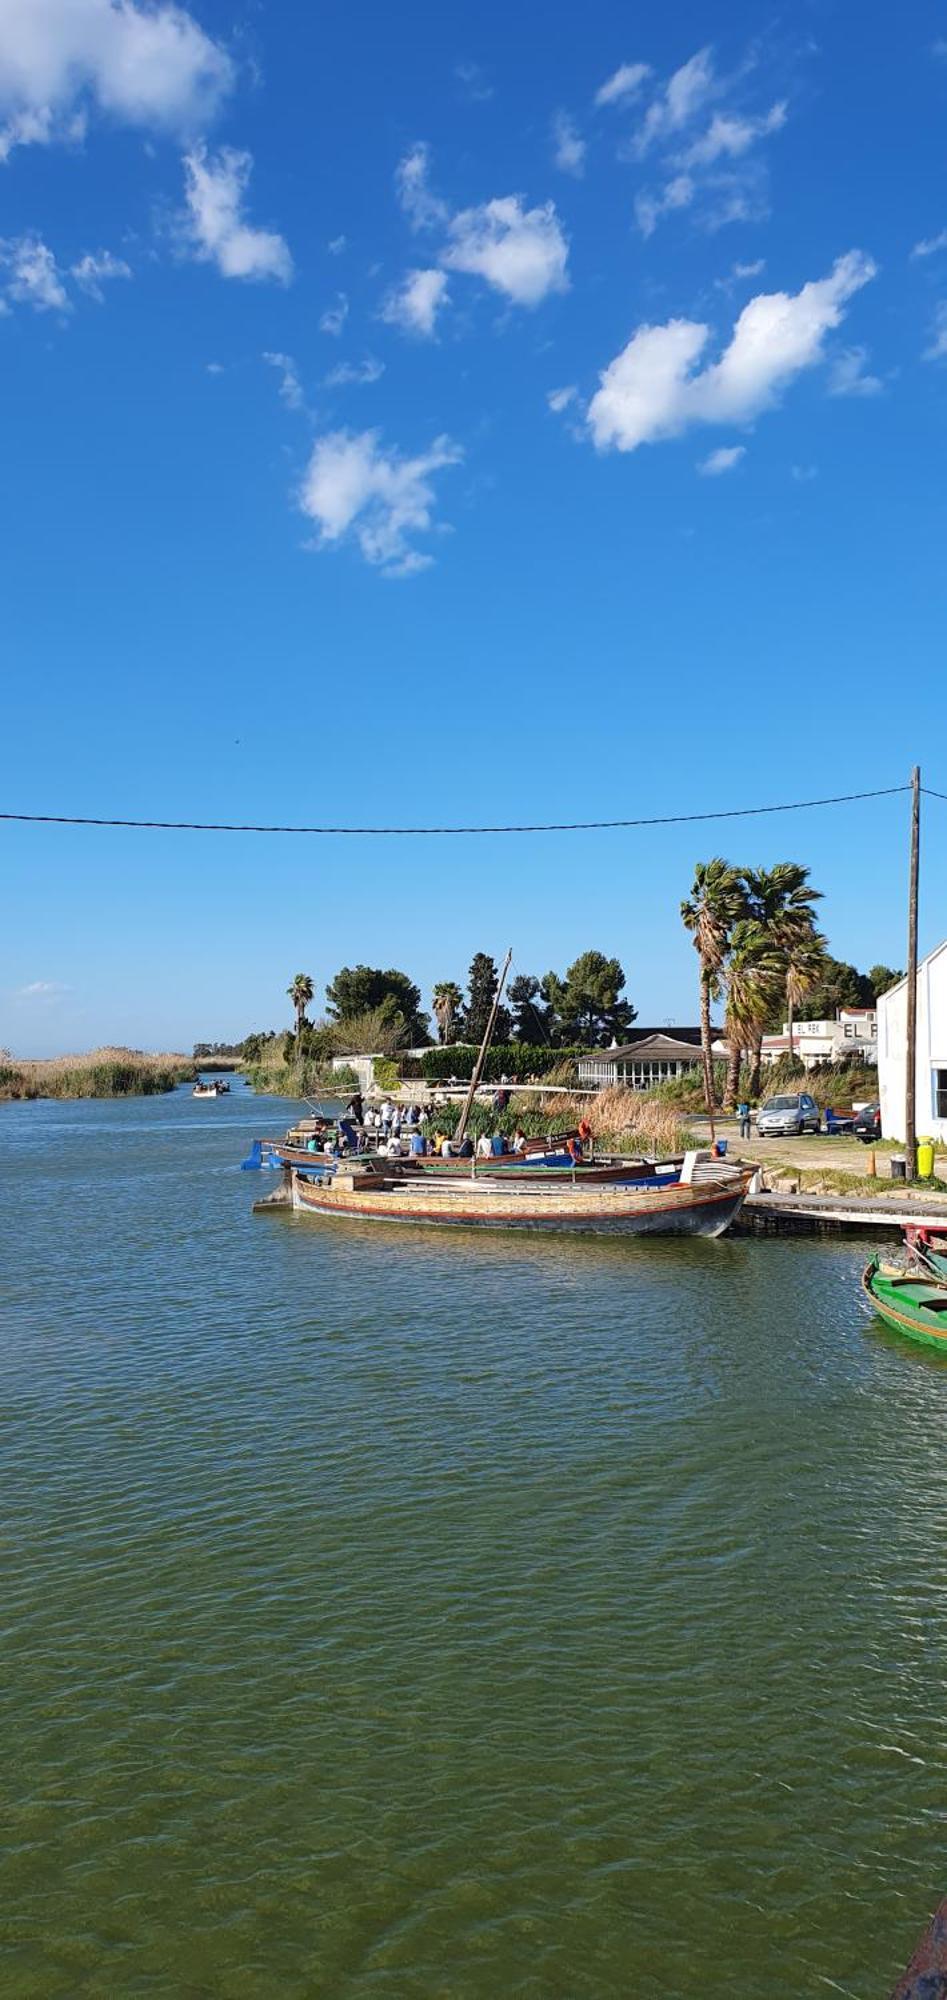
top-left (737, 1099), bottom-right (752, 1141)
top-left (380, 1099), bottom-right (393, 1136)
top-left (346, 1092), bottom-right (364, 1125)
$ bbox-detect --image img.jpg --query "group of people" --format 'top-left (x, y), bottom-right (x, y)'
top-left (298, 1094), bottom-right (593, 1165)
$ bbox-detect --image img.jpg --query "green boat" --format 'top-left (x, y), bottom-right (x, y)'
top-left (862, 1255), bottom-right (947, 1350)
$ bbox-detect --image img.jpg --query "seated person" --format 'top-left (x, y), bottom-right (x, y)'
top-left (476, 1132), bottom-right (492, 1158)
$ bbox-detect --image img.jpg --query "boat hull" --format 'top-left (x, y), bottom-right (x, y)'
top-left (291, 1168), bottom-right (750, 1238)
top-left (861, 1258), bottom-right (947, 1350)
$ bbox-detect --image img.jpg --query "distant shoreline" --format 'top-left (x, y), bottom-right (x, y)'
top-left (0, 1049), bottom-right (196, 1102)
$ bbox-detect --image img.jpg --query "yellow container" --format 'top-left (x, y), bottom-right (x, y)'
top-left (917, 1140), bottom-right (935, 1180)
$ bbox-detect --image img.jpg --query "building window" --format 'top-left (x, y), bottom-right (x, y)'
top-left (935, 1070), bottom-right (947, 1120)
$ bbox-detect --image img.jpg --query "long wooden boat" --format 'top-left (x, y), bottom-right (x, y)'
top-left (257, 1140), bottom-right (682, 1187)
top-left (290, 1162), bottom-right (753, 1238)
top-left (861, 1255), bottom-right (947, 1350)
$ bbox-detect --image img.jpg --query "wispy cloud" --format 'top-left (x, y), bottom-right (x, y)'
top-left (263, 350), bottom-right (303, 408)
top-left (1, 234), bottom-right (69, 310)
top-left (182, 146), bottom-right (292, 283)
top-left (594, 62), bottom-right (651, 109)
top-left (924, 303), bottom-right (947, 361)
top-left (71, 248), bottom-right (131, 300)
top-left (629, 47), bottom-right (788, 238)
top-left (547, 385), bottom-right (577, 413)
top-left (299, 428), bottom-right (462, 576)
top-left (828, 345), bottom-right (883, 397)
top-left (16, 979), bottom-right (72, 1000)
top-left (380, 266), bottom-right (449, 338)
top-left (587, 251), bottom-right (876, 453)
top-left (455, 61), bottom-right (493, 102)
top-left (698, 444), bottom-right (746, 475)
top-left (319, 292), bottom-right (348, 336)
top-left (911, 229), bottom-right (947, 260)
top-left (552, 111), bottom-right (585, 177)
top-left (328, 234), bottom-right (347, 255)
top-left (395, 143), bottom-right (449, 231)
top-left (324, 356), bottom-right (385, 387)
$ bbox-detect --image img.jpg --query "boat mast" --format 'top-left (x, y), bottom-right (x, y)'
top-left (455, 948), bottom-right (513, 1144)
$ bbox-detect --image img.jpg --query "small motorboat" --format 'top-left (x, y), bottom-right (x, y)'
top-left (862, 1255), bottom-right (947, 1350)
top-left (193, 1080), bottom-right (227, 1099)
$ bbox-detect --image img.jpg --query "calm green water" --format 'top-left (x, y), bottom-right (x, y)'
top-left (2, 1084), bottom-right (946, 1998)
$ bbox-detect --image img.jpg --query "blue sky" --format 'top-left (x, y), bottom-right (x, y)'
top-left (2, 0), bottom-right (946, 1054)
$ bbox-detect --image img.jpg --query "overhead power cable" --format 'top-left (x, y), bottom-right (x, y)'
top-left (922, 786), bottom-right (947, 803)
top-left (0, 784), bottom-right (910, 839)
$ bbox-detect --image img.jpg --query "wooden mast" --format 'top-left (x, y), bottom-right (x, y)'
top-left (456, 948), bottom-right (513, 1144)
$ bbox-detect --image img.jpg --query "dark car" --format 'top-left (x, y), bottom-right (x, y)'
top-left (853, 1103), bottom-right (882, 1142)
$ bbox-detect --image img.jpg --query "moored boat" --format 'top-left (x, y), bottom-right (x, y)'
top-left (290, 1158), bottom-right (752, 1238)
top-left (861, 1255), bottom-right (947, 1349)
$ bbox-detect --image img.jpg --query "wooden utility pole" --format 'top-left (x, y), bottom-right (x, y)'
top-left (905, 766), bottom-right (921, 1176)
top-left (456, 948), bottom-right (513, 1144)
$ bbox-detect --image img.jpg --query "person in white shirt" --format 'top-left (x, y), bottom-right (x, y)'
top-left (385, 1135), bottom-right (402, 1158)
top-left (476, 1133), bottom-right (492, 1158)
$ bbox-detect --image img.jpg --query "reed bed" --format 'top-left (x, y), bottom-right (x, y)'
top-left (0, 1048), bottom-right (194, 1100)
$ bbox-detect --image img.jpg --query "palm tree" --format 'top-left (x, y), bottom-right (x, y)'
top-left (431, 980), bottom-right (463, 1046)
top-left (723, 921), bottom-right (786, 1106)
top-left (681, 860), bottom-right (747, 1111)
top-left (742, 864), bottom-right (824, 1078)
top-left (287, 973), bottom-right (314, 1048)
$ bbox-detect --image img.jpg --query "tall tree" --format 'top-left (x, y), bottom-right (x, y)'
top-left (742, 863), bottom-right (824, 1062)
top-left (507, 972), bottom-right (551, 1044)
top-left (325, 965), bottom-right (429, 1044)
top-left (541, 951), bottom-right (635, 1048)
top-left (723, 922), bottom-right (786, 1105)
top-left (287, 972), bottom-right (314, 1048)
top-left (463, 953), bottom-right (511, 1046)
top-left (868, 964), bottom-right (903, 999)
top-left (431, 981), bottom-right (463, 1045)
top-left (681, 860), bottom-right (747, 1110)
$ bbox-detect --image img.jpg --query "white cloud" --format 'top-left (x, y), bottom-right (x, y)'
top-left (455, 61), bottom-right (492, 102)
top-left (637, 47), bottom-right (718, 153)
top-left (17, 979), bottom-right (72, 999)
top-left (328, 233), bottom-right (347, 255)
top-left (319, 292), bottom-right (348, 336)
top-left (380, 266), bottom-right (449, 338)
top-left (0, 0), bottom-right (232, 159)
top-left (594, 62), bottom-right (651, 109)
top-left (552, 111), bottom-right (585, 177)
top-left (443, 195), bottom-right (569, 306)
top-left (828, 345), bottom-right (882, 397)
top-left (1, 233), bottom-right (69, 310)
top-left (635, 173), bottom-right (695, 238)
top-left (263, 350), bottom-right (303, 408)
top-left (547, 384), bottom-right (577, 413)
top-left (698, 444), bottom-right (745, 475)
top-left (299, 428), bottom-right (462, 576)
top-left (911, 229), bottom-right (947, 260)
top-left (587, 250), bottom-right (876, 453)
top-left (182, 145), bottom-right (292, 283)
top-left (681, 102), bottom-right (786, 168)
top-left (71, 247), bottom-right (131, 298)
top-left (924, 303), bottom-right (947, 361)
top-left (395, 142), bottom-right (448, 231)
top-left (324, 356), bottom-right (385, 387)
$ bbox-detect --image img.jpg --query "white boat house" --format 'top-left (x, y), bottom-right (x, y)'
top-left (577, 1029), bottom-right (716, 1092)
top-left (878, 940), bottom-right (947, 1141)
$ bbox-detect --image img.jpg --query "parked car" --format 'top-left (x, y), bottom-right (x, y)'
top-left (853, 1102), bottom-right (882, 1143)
top-left (756, 1091), bottom-right (822, 1137)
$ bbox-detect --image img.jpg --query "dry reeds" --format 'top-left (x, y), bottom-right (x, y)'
top-left (0, 1048), bottom-right (193, 1100)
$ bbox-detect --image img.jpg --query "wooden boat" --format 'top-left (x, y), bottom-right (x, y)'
top-left (256, 1140), bottom-right (682, 1188)
top-left (861, 1255), bottom-right (947, 1350)
top-left (903, 1224), bottom-right (947, 1280)
top-left (290, 1159), bottom-right (753, 1238)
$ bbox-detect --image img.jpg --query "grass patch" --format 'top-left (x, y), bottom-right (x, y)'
top-left (0, 1048), bottom-right (194, 1100)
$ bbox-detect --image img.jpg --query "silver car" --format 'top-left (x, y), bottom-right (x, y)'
top-left (756, 1091), bottom-right (821, 1137)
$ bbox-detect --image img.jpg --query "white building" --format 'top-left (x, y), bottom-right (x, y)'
top-left (760, 1008), bottom-right (877, 1070)
top-left (878, 942), bottom-right (947, 1141)
top-left (577, 1031), bottom-right (726, 1092)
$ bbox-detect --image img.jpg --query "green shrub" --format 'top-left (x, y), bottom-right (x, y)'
top-left (420, 1042), bottom-right (581, 1083)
